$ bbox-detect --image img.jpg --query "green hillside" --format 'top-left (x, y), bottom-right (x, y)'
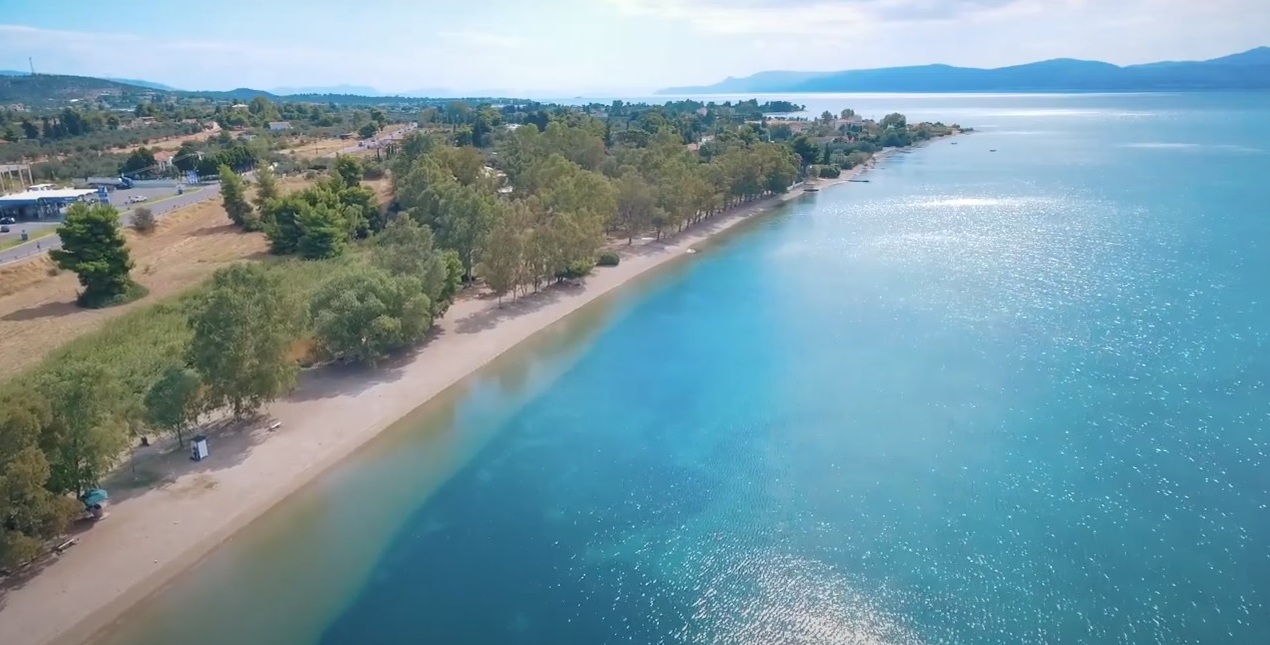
top-left (0, 73), bottom-right (162, 105)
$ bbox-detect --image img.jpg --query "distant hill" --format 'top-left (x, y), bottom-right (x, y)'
top-left (0, 76), bottom-right (396, 106)
top-left (0, 73), bottom-right (159, 103)
top-left (659, 47), bottom-right (1270, 94)
top-left (1, 72), bottom-right (525, 107)
top-left (181, 87), bottom-right (281, 101)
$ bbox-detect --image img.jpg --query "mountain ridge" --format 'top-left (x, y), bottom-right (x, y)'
top-left (0, 72), bottom-right (502, 105)
top-left (659, 47), bottom-right (1270, 94)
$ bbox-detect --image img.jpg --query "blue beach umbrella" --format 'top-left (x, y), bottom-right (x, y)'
top-left (81, 489), bottom-right (109, 506)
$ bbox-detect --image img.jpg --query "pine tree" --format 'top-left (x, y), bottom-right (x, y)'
top-left (50, 202), bottom-right (136, 307)
top-left (218, 165), bottom-right (258, 231)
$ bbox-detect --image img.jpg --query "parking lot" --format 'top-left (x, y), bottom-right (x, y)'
top-left (0, 218), bottom-right (60, 248)
top-left (0, 183), bottom-right (220, 264)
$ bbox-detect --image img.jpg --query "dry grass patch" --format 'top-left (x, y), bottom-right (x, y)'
top-left (112, 129), bottom-right (220, 155)
top-left (0, 199), bottom-right (267, 382)
top-left (0, 173), bottom-right (382, 383)
top-left (0, 255), bottom-right (59, 298)
top-left (281, 124), bottom-right (409, 158)
top-left (282, 137), bottom-right (353, 158)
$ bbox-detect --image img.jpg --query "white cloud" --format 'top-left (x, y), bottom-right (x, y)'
top-left (0, 23), bottom-right (443, 91)
top-left (605, 0), bottom-right (1029, 35)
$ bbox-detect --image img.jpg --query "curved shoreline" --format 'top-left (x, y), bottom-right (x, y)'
top-left (0, 147), bottom-right (911, 645)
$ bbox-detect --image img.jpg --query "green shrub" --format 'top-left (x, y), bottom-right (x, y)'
top-left (78, 280), bottom-right (148, 309)
top-left (132, 207), bottom-right (156, 233)
top-left (362, 160), bottom-right (386, 180)
top-left (817, 164), bottom-right (841, 179)
top-left (555, 258), bottom-right (595, 281)
top-left (597, 251), bottom-right (620, 267)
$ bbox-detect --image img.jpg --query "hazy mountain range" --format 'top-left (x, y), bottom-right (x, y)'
top-left (659, 47), bottom-right (1270, 94)
top-left (6, 46), bottom-right (1268, 103)
top-left (0, 72), bottom-right (514, 106)
top-left (0, 71), bottom-right (457, 100)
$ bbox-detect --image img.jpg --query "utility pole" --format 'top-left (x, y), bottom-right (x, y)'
top-left (29, 57), bottom-right (35, 75)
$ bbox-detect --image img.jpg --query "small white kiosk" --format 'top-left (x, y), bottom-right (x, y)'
top-left (190, 435), bottom-right (210, 461)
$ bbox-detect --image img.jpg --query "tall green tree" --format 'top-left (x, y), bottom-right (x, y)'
top-left (880, 112), bottom-right (907, 129)
top-left (297, 203), bottom-right (349, 260)
top-left (310, 266), bottom-right (433, 366)
top-left (19, 119), bottom-right (39, 140)
top-left (370, 217), bottom-right (450, 311)
top-left (261, 194), bottom-right (306, 255)
top-left (439, 250), bottom-right (464, 309)
top-left (51, 203), bottom-right (135, 307)
top-left (394, 157), bottom-right (455, 223)
top-left (143, 366), bottom-right (203, 446)
top-left (0, 395), bottom-right (78, 569)
top-left (614, 171), bottom-right (660, 243)
top-left (481, 200), bottom-right (529, 301)
top-left (790, 135), bottom-right (819, 168)
top-left (334, 183), bottom-right (380, 237)
top-left (37, 363), bottom-right (131, 495)
top-left (173, 142), bottom-right (200, 173)
top-left (120, 147), bottom-right (158, 177)
top-left (252, 164), bottom-right (280, 213)
top-left (334, 156), bottom-right (363, 189)
top-left (218, 165), bottom-right (258, 231)
top-left (186, 264), bottom-right (300, 418)
top-left (434, 183), bottom-right (498, 280)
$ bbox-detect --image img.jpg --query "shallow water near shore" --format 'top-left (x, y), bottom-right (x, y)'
top-left (95, 92), bottom-right (1270, 644)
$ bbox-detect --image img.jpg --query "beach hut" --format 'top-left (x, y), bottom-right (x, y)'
top-left (190, 435), bottom-right (210, 461)
top-left (81, 488), bottom-right (108, 520)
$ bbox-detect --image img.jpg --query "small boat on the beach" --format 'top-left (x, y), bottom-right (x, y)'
top-left (848, 179), bottom-right (870, 183)
top-left (805, 187), bottom-right (819, 192)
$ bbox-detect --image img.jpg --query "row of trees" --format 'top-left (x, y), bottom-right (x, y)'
top-left (390, 111), bottom-right (800, 301)
top-left (3, 202), bottom-right (141, 564)
top-left (0, 107), bottom-right (122, 142)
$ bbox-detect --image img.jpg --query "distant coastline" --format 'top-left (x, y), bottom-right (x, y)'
top-left (658, 46), bottom-right (1270, 95)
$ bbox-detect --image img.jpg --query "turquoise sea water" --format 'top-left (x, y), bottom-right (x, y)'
top-left (96, 93), bottom-right (1270, 645)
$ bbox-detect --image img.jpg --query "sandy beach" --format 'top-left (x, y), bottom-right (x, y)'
top-left (0, 153), bottom-right (892, 645)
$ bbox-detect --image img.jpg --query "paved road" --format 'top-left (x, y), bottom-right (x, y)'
top-left (0, 183), bottom-right (222, 266)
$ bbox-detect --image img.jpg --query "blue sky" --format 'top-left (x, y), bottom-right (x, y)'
top-left (1, 0), bottom-right (1266, 95)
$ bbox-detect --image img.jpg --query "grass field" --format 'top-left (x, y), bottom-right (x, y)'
top-left (0, 227), bottom-right (57, 251)
top-left (0, 199), bottom-right (268, 381)
top-left (0, 177), bottom-right (389, 382)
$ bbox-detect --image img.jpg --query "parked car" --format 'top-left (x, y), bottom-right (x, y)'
top-left (0, 225), bottom-right (9, 233)
top-left (127, 195), bottom-right (148, 204)
top-left (0, 216), bottom-right (15, 225)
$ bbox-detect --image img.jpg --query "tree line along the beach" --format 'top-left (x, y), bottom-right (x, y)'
top-left (0, 98), bottom-right (958, 568)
